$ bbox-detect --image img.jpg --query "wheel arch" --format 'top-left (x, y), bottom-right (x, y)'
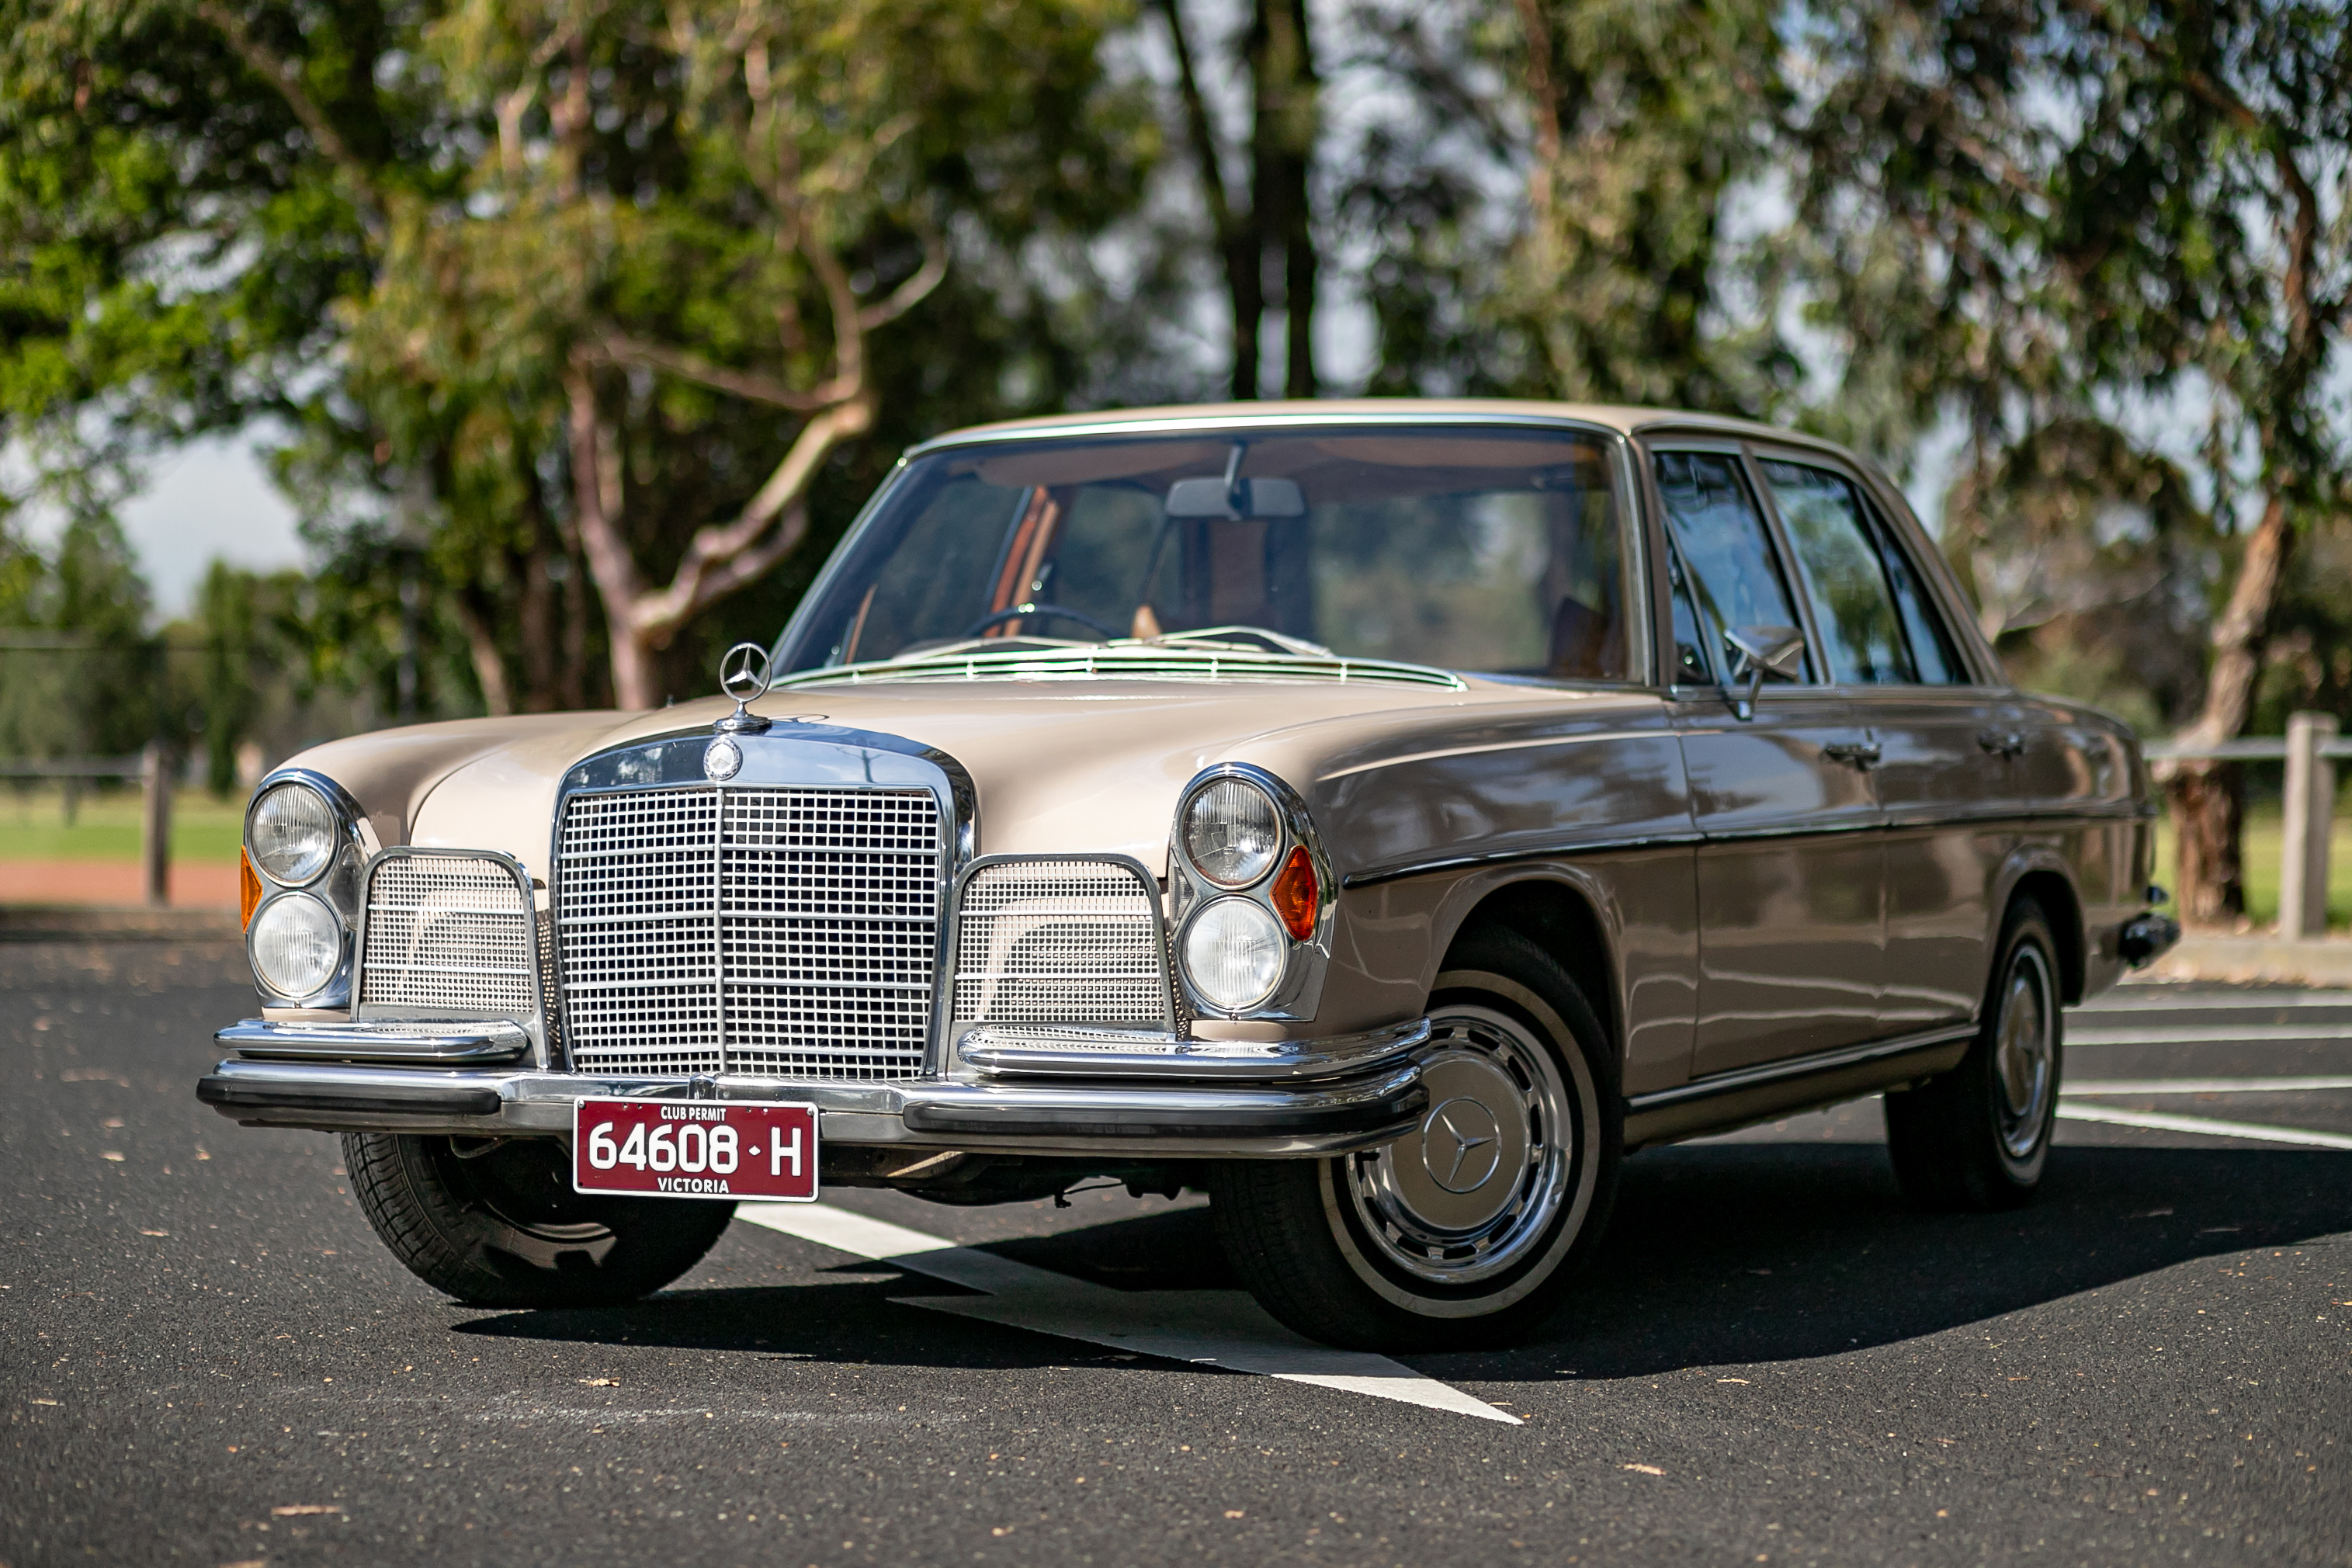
top-left (1437, 874), bottom-right (1621, 1072)
top-left (2003, 862), bottom-right (2087, 1006)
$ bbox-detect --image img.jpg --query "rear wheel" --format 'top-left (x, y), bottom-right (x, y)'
top-left (344, 1133), bottom-right (734, 1308)
top-left (1885, 897), bottom-right (2063, 1211)
top-left (1211, 928), bottom-right (1620, 1351)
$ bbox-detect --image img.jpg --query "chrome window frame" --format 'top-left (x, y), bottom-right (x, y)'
top-left (546, 723), bottom-right (978, 1078)
top-left (1166, 762), bottom-right (1336, 1022)
top-left (353, 845), bottom-right (551, 1069)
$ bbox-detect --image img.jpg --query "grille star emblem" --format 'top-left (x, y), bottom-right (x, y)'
top-left (702, 736), bottom-right (743, 782)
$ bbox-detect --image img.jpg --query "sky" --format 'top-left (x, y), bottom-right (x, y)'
top-left (107, 435), bottom-right (306, 620)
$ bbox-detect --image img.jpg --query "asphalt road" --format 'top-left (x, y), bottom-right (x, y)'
top-left (5, 940), bottom-right (2347, 1567)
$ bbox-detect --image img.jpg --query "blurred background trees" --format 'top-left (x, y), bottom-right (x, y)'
top-left (2, 0), bottom-right (2347, 924)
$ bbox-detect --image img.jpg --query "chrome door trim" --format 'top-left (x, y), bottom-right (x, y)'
top-left (1624, 1021), bottom-right (1978, 1114)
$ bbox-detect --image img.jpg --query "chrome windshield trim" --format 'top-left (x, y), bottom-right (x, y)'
top-left (901, 408), bottom-right (1633, 457)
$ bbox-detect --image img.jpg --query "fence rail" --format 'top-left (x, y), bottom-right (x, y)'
top-left (2147, 713), bottom-right (2340, 940)
top-left (1, 745), bottom-right (177, 907)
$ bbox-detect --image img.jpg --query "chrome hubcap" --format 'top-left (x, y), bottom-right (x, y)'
top-left (1345, 1006), bottom-right (1573, 1285)
top-left (1993, 945), bottom-right (2055, 1160)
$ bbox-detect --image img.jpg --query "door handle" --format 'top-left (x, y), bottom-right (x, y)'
top-left (1976, 728), bottom-right (2026, 758)
top-left (1822, 740), bottom-right (1882, 769)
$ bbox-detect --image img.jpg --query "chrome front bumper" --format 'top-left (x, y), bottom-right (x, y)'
top-left (199, 1018), bottom-right (1432, 1158)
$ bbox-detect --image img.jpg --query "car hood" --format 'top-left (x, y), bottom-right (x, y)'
top-left (280, 677), bottom-right (1666, 881)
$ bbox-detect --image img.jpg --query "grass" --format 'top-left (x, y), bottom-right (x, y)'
top-left (2152, 798), bottom-right (2352, 934)
top-left (0, 784), bottom-right (245, 865)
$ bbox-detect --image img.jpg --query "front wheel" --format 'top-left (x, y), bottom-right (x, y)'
top-left (344, 1133), bottom-right (735, 1308)
top-left (1884, 896), bottom-right (2064, 1211)
top-left (1211, 928), bottom-right (1621, 1351)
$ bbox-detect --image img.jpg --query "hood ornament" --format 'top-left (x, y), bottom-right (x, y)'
top-left (713, 642), bottom-right (775, 735)
top-left (705, 642), bottom-right (774, 782)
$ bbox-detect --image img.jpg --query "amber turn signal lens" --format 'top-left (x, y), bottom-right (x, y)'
top-left (238, 848), bottom-right (264, 931)
top-left (1269, 845), bottom-right (1318, 940)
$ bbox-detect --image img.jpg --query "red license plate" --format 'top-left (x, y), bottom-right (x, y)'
top-left (572, 1099), bottom-right (818, 1202)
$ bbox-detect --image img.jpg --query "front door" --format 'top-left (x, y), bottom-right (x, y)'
top-left (1652, 447), bottom-right (1887, 1077)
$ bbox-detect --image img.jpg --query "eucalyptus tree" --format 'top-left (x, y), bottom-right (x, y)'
top-left (2, 0), bottom-right (1154, 714)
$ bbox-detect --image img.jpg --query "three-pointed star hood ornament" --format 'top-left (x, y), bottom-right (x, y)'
top-left (703, 641), bottom-right (774, 782)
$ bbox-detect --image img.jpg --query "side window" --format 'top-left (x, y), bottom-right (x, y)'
top-left (1652, 450), bottom-right (1811, 683)
top-left (1868, 508), bottom-right (1967, 685)
top-left (1757, 460), bottom-right (1914, 685)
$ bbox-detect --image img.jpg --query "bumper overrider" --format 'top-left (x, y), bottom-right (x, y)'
top-left (199, 1017), bottom-right (1433, 1158)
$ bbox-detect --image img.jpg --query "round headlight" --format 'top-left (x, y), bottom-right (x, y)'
top-left (249, 782), bottom-right (339, 886)
top-left (249, 893), bottom-right (342, 999)
top-left (1181, 778), bottom-right (1282, 887)
top-left (1181, 897), bottom-right (1286, 1012)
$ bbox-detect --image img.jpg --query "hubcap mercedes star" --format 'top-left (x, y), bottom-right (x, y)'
top-left (1993, 945), bottom-right (2056, 1160)
top-left (1344, 1007), bottom-right (1575, 1285)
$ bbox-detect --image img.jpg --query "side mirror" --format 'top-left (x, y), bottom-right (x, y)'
top-left (1722, 624), bottom-right (1805, 720)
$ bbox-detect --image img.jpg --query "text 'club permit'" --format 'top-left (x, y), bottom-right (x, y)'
top-left (573, 1099), bottom-right (818, 1201)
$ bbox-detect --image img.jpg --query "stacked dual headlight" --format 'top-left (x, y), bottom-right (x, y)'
top-left (244, 779), bottom-right (358, 1003)
top-left (1174, 772), bottom-right (1323, 1014)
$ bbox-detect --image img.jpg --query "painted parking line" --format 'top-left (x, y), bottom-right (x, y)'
top-left (2066, 1023), bottom-right (2352, 1045)
top-left (2055, 1103), bottom-right (2352, 1150)
top-left (2079, 990), bottom-right (2352, 1011)
top-left (734, 1202), bottom-right (1521, 1425)
top-left (2065, 1077), bottom-right (2352, 1095)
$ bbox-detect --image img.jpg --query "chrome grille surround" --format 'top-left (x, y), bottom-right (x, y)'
top-left (355, 848), bottom-right (546, 1060)
top-left (550, 727), bottom-right (970, 1083)
top-left (950, 855), bottom-right (1174, 1045)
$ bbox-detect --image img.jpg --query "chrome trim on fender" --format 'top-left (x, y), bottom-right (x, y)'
top-left (957, 1016), bottom-right (1430, 1081)
top-left (217, 1018), bottom-right (530, 1065)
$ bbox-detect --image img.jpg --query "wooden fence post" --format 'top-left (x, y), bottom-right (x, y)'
top-left (2280, 712), bottom-right (2336, 940)
top-left (141, 742), bottom-right (172, 909)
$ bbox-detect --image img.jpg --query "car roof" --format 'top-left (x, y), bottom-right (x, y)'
top-left (907, 398), bottom-right (1855, 459)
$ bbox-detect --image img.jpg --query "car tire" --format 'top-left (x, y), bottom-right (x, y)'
top-left (1210, 927), bottom-right (1622, 1352)
top-left (1885, 896), bottom-right (2064, 1212)
top-left (343, 1133), bottom-right (735, 1308)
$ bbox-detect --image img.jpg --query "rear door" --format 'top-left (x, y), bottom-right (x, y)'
top-left (1750, 450), bottom-right (2015, 1032)
top-left (1651, 445), bottom-right (1887, 1076)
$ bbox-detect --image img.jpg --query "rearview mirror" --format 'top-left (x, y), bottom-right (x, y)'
top-left (1722, 624), bottom-right (1805, 720)
top-left (1165, 476), bottom-right (1306, 519)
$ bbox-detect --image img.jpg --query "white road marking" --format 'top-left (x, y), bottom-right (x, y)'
top-left (2066, 1024), bottom-right (2352, 1045)
top-left (734, 1202), bottom-right (1520, 1424)
top-left (2055, 1104), bottom-right (2352, 1150)
top-left (2083, 991), bottom-right (2352, 1012)
top-left (2065, 1077), bottom-right (2352, 1095)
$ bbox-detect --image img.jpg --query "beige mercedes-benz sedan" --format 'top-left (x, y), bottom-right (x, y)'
top-left (199, 401), bottom-right (2177, 1351)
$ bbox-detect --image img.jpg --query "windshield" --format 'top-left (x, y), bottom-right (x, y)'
top-left (777, 425), bottom-right (1636, 680)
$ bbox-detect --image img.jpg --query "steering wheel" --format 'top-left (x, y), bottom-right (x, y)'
top-left (960, 603), bottom-right (1123, 640)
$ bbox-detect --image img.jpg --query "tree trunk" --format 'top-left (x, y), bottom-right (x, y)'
top-left (564, 362), bottom-right (661, 710)
top-left (2163, 487), bottom-right (2294, 926)
top-left (1256, 0), bottom-right (1317, 398)
top-left (2166, 760), bottom-right (2244, 928)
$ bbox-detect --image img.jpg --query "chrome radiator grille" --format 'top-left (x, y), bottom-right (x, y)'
top-left (952, 859), bottom-right (1170, 1028)
top-left (556, 786), bottom-right (942, 1078)
top-left (359, 853), bottom-right (537, 1017)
